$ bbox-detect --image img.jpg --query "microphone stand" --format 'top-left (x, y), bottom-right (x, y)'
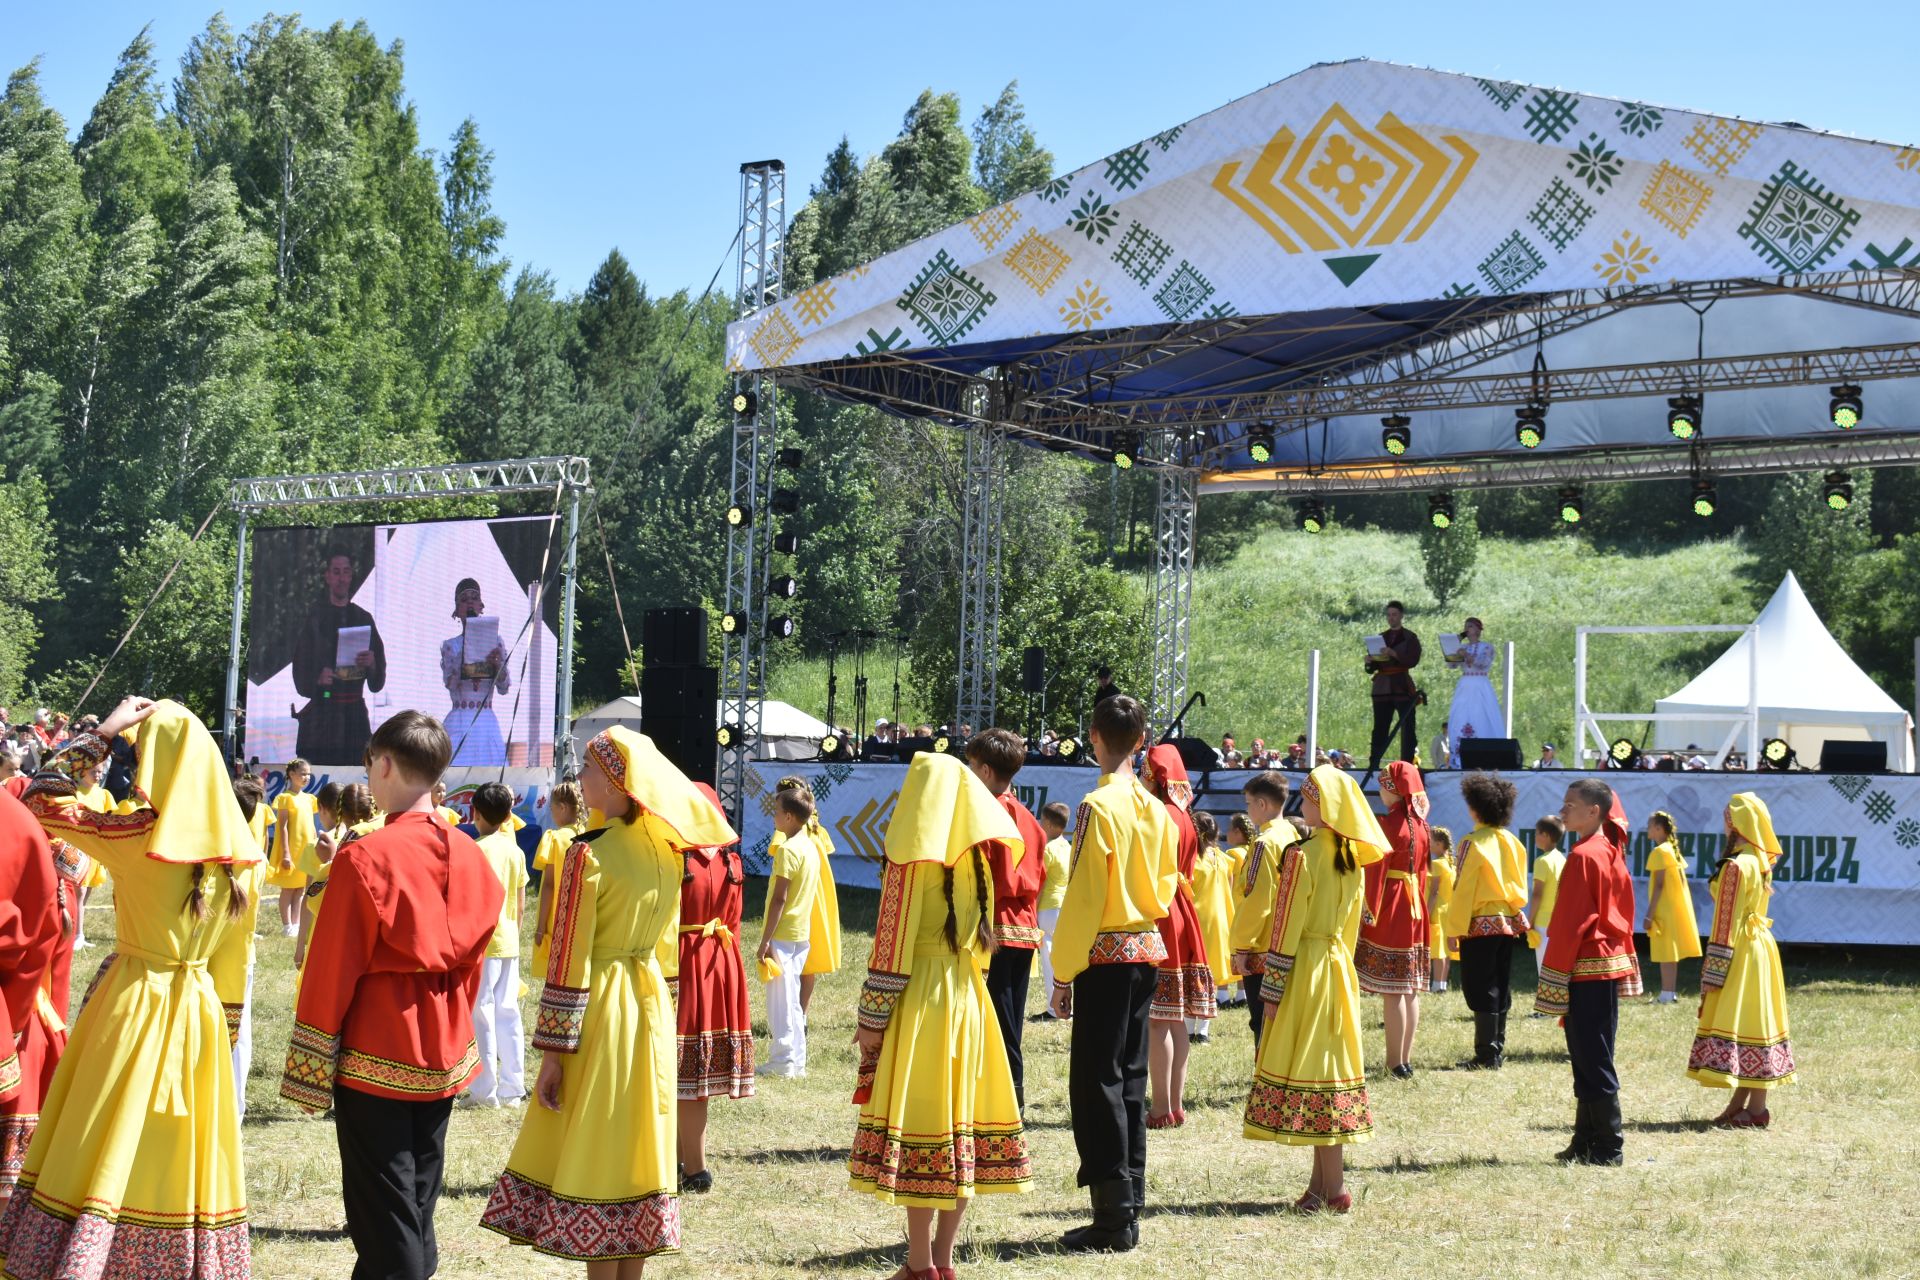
top-left (824, 632), bottom-right (843, 731)
top-left (853, 630), bottom-right (874, 743)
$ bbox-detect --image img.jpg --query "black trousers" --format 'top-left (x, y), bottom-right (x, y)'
top-left (334, 1084), bottom-right (454, 1280)
top-left (1247, 978), bottom-right (1266, 1046)
top-left (1369, 696), bottom-right (1417, 769)
top-left (1457, 935), bottom-right (1516, 1014)
top-left (1069, 962), bottom-right (1156, 1188)
top-left (1565, 979), bottom-right (1621, 1099)
top-left (986, 945), bottom-right (1035, 1109)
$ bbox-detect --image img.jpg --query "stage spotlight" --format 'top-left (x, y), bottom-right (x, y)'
top-left (1381, 414), bottom-right (1412, 457)
top-left (771, 487), bottom-right (800, 515)
top-left (1761, 737), bottom-right (1796, 770)
top-left (1823, 470), bottom-right (1854, 511)
top-left (767, 615), bottom-right (796, 640)
top-left (719, 611), bottom-right (746, 635)
top-left (819, 732), bottom-right (841, 758)
top-left (1515, 403), bottom-right (1547, 449)
top-left (1057, 737), bottom-right (1080, 760)
top-left (1428, 492), bottom-right (1455, 529)
top-left (1829, 383), bottom-right (1862, 429)
top-left (730, 389), bottom-right (757, 418)
top-left (1112, 431), bottom-right (1140, 469)
top-left (932, 734), bottom-right (951, 754)
top-left (771, 576), bottom-right (799, 599)
top-left (725, 503), bottom-right (751, 528)
top-left (1691, 477), bottom-right (1717, 518)
top-left (1667, 395), bottom-right (1701, 441)
top-left (1608, 737), bottom-right (1641, 769)
top-left (1247, 427), bottom-right (1274, 464)
top-left (778, 446), bottom-right (805, 469)
top-left (1296, 498), bottom-right (1326, 534)
top-left (773, 532), bottom-right (800, 555)
top-left (716, 722), bottom-right (745, 749)
top-left (1557, 486), bottom-right (1584, 525)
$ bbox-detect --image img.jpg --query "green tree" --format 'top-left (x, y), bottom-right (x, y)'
top-left (972, 82), bottom-right (1053, 204)
top-left (0, 475), bottom-right (54, 702)
top-left (1746, 469), bottom-right (1876, 640)
top-left (1421, 496), bottom-right (1480, 608)
top-left (112, 518), bottom-right (238, 712)
top-left (882, 90), bottom-right (985, 238)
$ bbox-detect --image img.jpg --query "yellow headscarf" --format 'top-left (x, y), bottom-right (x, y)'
top-left (586, 727), bottom-right (736, 848)
top-left (1302, 764), bottom-right (1390, 863)
top-left (1726, 792), bottom-right (1782, 867)
top-left (123, 699), bottom-right (263, 866)
top-left (883, 752), bottom-right (1018, 867)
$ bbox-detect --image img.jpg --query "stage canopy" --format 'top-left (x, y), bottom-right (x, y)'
top-left (1653, 572), bottom-right (1916, 770)
top-left (727, 59), bottom-right (1920, 494)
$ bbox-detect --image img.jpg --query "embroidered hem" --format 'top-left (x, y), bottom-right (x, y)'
top-left (1150, 962), bottom-right (1217, 1023)
top-left (534, 982), bottom-right (589, 1053)
top-left (991, 923), bottom-right (1043, 948)
top-left (0, 1187), bottom-right (249, 1280)
top-left (1088, 930), bottom-right (1167, 967)
top-left (0, 1114), bottom-right (32, 1197)
top-left (1243, 1077), bottom-right (1373, 1146)
top-left (1354, 939), bottom-right (1431, 995)
top-left (676, 1030), bottom-right (755, 1101)
top-left (338, 1041), bottom-right (480, 1100)
top-left (1687, 1033), bottom-right (1797, 1087)
top-left (1467, 913), bottom-right (1527, 938)
top-left (479, 1170), bottom-right (679, 1260)
top-left (848, 1121), bottom-right (1032, 1207)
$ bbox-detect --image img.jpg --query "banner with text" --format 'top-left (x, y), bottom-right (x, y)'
top-left (737, 763), bottom-right (1920, 946)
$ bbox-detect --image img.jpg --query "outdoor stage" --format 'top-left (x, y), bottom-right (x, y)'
top-left (739, 763), bottom-right (1920, 946)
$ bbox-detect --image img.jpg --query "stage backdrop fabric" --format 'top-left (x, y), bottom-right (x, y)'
top-left (735, 764), bottom-right (1920, 947)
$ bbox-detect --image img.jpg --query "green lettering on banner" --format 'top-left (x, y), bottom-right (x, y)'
top-left (1814, 835), bottom-right (1838, 883)
top-left (1791, 834), bottom-right (1815, 883)
top-left (1014, 783), bottom-right (1050, 813)
top-left (1839, 836), bottom-right (1860, 885)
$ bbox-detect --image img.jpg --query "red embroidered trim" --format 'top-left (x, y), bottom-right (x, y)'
top-left (480, 1169), bottom-right (680, 1260)
top-left (848, 1121), bottom-right (1032, 1203)
top-left (338, 1041), bottom-right (479, 1099)
top-left (1244, 1077), bottom-right (1372, 1144)
top-left (1687, 1033), bottom-right (1796, 1085)
top-left (1088, 930), bottom-right (1167, 966)
top-left (676, 1030), bottom-right (755, 1101)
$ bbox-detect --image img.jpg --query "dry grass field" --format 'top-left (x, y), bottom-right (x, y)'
top-left (75, 879), bottom-right (1920, 1280)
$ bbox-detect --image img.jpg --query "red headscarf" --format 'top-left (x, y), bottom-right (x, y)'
top-left (1144, 744), bottom-right (1192, 812)
top-left (1600, 786), bottom-right (1630, 856)
top-left (1374, 761), bottom-right (1432, 920)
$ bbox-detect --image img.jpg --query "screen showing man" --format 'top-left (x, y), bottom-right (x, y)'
top-left (291, 544), bottom-right (387, 763)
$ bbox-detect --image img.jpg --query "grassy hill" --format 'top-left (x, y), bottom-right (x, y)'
top-left (767, 528), bottom-right (1764, 766)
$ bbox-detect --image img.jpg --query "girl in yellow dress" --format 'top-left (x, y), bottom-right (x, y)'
top-left (773, 776), bottom-right (842, 1015)
top-left (268, 758), bottom-right (317, 937)
top-left (1188, 810), bottom-right (1238, 1005)
top-left (1687, 793), bottom-right (1796, 1128)
top-left (1242, 765), bottom-right (1389, 1215)
top-left (1642, 810), bottom-right (1701, 1003)
top-left (0, 697), bottom-right (260, 1279)
top-left (850, 752), bottom-right (1029, 1279)
top-left (531, 781), bottom-right (584, 981)
top-left (1426, 827), bottom-right (1456, 993)
top-left (480, 728), bottom-right (733, 1274)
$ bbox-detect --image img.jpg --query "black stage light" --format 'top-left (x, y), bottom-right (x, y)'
top-left (1557, 486), bottom-right (1584, 525)
top-left (1247, 427), bottom-right (1274, 464)
top-left (716, 722), bottom-right (745, 749)
top-left (819, 732), bottom-right (841, 758)
top-left (725, 503), bottom-right (751, 527)
top-left (1428, 492), bottom-right (1455, 530)
top-left (1381, 413), bottom-right (1412, 457)
top-left (1829, 383), bottom-right (1862, 429)
top-left (771, 487), bottom-right (800, 515)
top-left (1296, 498), bottom-right (1326, 534)
top-left (1112, 431), bottom-right (1140, 469)
top-left (730, 389), bottom-right (757, 418)
top-left (1056, 737), bottom-right (1080, 760)
top-left (1691, 477), bottom-right (1717, 518)
top-left (767, 615), bottom-right (796, 640)
top-left (1761, 737), bottom-right (1796, 770)
top-left (1515, 403), bottom-right (1547, 449)
top-left (1667, 395), bottom-right (1701, 441)
top-left (773, 532), bottom-right (799, 555)
top-left (932, 734), bottom-right (951, 754)
top-left (778, 446), bottom-right (805, 469)
top-left (1823, 470), bottom-right (1854, 511)
top-left (719, 611), bottom-right (746, 635)
top-left (771, 575), bottom-right (799, 599)
top-left (1608, 737), bottom-right (1641, 769)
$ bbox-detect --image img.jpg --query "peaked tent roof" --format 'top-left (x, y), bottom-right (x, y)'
top-left (728, 59), bottom-right (1920, 490)
top-left (1653, 572), bottom-right (1914, 769)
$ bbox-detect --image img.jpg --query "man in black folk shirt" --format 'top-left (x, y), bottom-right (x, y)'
top-left (1365, 600), bottom-right (1422, 772)
top-left (292, 547), bottom-right (388, 763)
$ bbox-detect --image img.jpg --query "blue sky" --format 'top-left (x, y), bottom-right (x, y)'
top-left (10, 1), bottom-right (1916, 298)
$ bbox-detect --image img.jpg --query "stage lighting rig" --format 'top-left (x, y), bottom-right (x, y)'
top-left (1428, 493), bottom-right (1455, 529)
top-left (771, 487), bottom-right (800, 515)
top-left (1381, 414), bottom-right (1412, 457)
top-left (1557, 487), bottom-right (1584, 525)
top-left (1667, 395), bottom-right (1701, 441)
top-left (730, 389), bottom-right (757, 418)
top-left (1691, 477), bottom-right (1717, 518)
top-left (1247, 427), bottom-right (1274, 464)
top-left (725, 503), bottom-right (751, 528)
top-left (1112, 431), bottom-right (1140, 469)
top-left (773, 532), bottom-right (799, 555)
top-left (1296, 498), bottom-right (1326, 534)
top-left (1823, 471), bottom-right (1854, 511)
top-left (1608, 737), bottom-right (1641, 769)
top-left (719, 611), bottom-right (746, 635)
top-left (771, 576), bottom-right (799, 599)
top-left (1515, 403), bottom-right (1547, 449)
top-left (1761, 737), bottom-right (1796, 770)
top-left (1829, 383), bottom-right (1862, 429)
top-left (767, 615), bottom-right (796, 640)
top-left (716, 722), bottom-right (746, 749)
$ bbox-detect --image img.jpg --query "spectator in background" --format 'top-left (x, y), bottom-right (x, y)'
top-left (1534, 743), bottom-right (1564, 770)
top-left (1247, 739), bottom-right (1270, 768)
top-left (0, 745), bottom-right (19, 784)
top-left (14, 726), bottom-right (41, 775)
top-left (31, 709), bottom-right (54, 748)
top-left (1220, 735), bottom-right (1243, 768)
top-left (1093, 665), bottom-right (1122, 707)
top-left (1285, 739), bottom-right (1307, 770)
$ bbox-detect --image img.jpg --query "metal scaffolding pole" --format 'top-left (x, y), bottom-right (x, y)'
top-left (554, 488), bottom-right (583, 780)
top-left (955, 424), bottom-right (1006, 733)
top-left (221, 511), bottom-right (250, 759)
top-left (718, 160), bottom-right (786, 829)
top-left (1149, 464), bottom-right (1199, 735)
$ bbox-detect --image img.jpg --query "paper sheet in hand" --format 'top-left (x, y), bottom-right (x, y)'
top-left (1439, 634), bottom-right (1461, 658)
top-left (335, 625), bottom-right (371, 668)
top-left (1364, 635), bottom-right (1387, 658)
top-left (462, 615), bottom-right (500, 677)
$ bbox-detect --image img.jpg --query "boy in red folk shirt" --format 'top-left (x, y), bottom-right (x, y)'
top-left (966, 727), bottom-right (1047, 1113)
top-left (1534, 777), bottom-right (1644, 1167)
top-left (281, 711), bottom-right (503, 1280)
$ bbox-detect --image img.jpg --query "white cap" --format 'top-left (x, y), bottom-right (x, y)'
top-left (875, 718), bottom-right (889, 727)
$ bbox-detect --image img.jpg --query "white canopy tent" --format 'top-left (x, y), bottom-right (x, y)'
top-left (571, 697), bottom-right (832, 762)
top-left (1653, 573), bottom-right (1915, 770)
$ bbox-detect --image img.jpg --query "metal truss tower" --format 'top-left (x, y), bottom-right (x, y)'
top-left (718, 160), bottom-right (786, 829)
top-left (955, 424), bottom-right (1007, 733)
top-left (1149, 438), bottom-right (1198, 736)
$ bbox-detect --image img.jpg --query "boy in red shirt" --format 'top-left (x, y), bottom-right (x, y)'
top-left (966, 727), bottom-right (1047, 1111)
top-left (281, 711), bottom-right (503, 1279)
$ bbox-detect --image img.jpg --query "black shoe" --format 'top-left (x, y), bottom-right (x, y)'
top-left (1460, 1013), bottom-right (1503, 1069)
top-left (1390, 1063), bottom-right (1415, 1080)
top-left (1575, 1095), bottom-right (1624, 1166)
top-left (682, 1167), bottom-right (714, 1194)
top-left (1556, 1100), bottom-right (1591, 1164)
top-left (1062, 1179), bottom-right (1138, 1253)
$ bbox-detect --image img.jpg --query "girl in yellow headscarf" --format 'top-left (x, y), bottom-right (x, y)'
top-left (2, 697), bottom-right (261, 1277)
top-left (1242, 764), bottom-right (1389, 1215)
top-left (480, 727), bottom-right (732, 1268)
top-left (850, 752), bottom-right (1031, 1280)
top-left (1687, 792), bottom-right (1796, 1127)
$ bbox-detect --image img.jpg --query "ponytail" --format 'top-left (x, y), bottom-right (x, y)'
top-left (1333, 836), bottom-right (1358, 875)
top-left (940, 860), bottom-right (959, 952)
top-left (222, 863), bottom-right (249, 920)
top-left (183, 863), bottom-right (208, 920)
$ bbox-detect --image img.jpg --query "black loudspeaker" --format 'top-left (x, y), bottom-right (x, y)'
top-left (1819, 739), bottom-right (1887, 773)
top-left (642, 607), bottom-right (707, 669)
top-left (641, 665), bottom-right (718, 784)
top-left (1161, 735), bottom-right (1223, 773)
top-left (1021, 646), bottom-right (1046, 694)
top-left (1457, 737), bottom-right (1524, 770)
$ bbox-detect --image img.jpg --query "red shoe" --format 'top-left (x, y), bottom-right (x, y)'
top-left (1291, 1191), bottom-right (1323, 1214)
top-left (1745, 1108), bottom-right (1771, 1129)
top-left (1323, 1191), bottom-right (1353, 1214)
top-left (1172, 1108), bottom-right (1187, 1127)
top-left (938, 1270), bottom-right (958, 1280)
top-left (1147, 1111), bottom-right (1176, 1130)
top-left (1712, 1102), bottom-right (1744, 1128)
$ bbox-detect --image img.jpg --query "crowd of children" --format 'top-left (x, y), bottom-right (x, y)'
top-left (0, 692), bottom-right (1805, 1280)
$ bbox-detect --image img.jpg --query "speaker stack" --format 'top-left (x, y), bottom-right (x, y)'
top-left (640, 607), bottom-right (718, 785)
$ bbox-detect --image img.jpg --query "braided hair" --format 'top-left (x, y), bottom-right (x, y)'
top-left (940, 844), bottom-right (995, 954)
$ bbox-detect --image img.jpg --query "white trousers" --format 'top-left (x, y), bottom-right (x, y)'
top-left (231, 962), bottom-right (255, 1119)
top-left (765, 938), bottom-right (811, 1074)
top-left (1535, 937), bottom-right (1549, 975)
top-left (1035, 908), bottom-right (1061, 994)
top-left (471, 955), bottom-right (526, 1102)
